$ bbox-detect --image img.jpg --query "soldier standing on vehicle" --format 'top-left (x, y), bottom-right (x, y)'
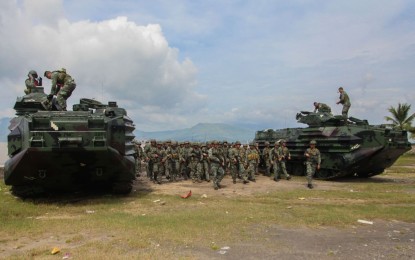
top-left (313, 102), bottom-right (332, 114)
top-left (262, 141), bottom-right (272, 176)
top-left (270, 141), bottom-right (281, 181)
top-left (304, 140), bottom-right (321, 189)
top-left (25, 70), bottom-right (42, 94)
top-left (43, 69), bottom-right (76, 111)
top-left (277, 140), bottom-right (292, 180)
top-left (336, 87), bottom-right (351, 122)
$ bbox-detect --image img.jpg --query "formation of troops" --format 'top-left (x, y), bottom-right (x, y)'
top-left (133, 139), bottom-right (303, 190)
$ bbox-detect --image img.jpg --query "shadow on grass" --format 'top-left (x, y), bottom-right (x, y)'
top-left (330, 175), bottom-right (408, 184)
top-left (13, 177), bottom-right (154, 205)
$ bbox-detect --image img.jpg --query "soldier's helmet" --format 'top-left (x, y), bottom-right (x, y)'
top-left (28, 70), bottom-right (38, 77)
top-left (150, 139), bottom-right (157, 144)
top-left (310, 140), bottom-right (317, 145)
top-left (274, 141), bottom-right (280, 145)
top-left (249, 142), bottom-right (255, 147)
top-left (280, 139), bottom-right (286, 144)
top-left (265, 141), bottom-right (270, 145)
top-left (235, 141), bottom-right (241, 145)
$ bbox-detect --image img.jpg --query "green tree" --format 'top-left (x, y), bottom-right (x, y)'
top-left (385, 103), bottom-right (415, 138)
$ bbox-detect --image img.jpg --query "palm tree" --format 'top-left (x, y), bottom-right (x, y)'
top-left (385, 103), bottom-right (415, 138)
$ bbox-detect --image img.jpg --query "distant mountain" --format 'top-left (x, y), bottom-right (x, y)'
top-left (135, 123), bottom-right (255, 143)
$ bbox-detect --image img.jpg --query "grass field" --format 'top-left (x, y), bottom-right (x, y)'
top-left (0, 154), bottom-right (414, 259)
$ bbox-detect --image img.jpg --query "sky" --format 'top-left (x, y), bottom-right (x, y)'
top-left (0, 0), bottom-right (414, 132)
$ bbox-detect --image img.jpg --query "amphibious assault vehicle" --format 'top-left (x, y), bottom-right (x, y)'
top-left (254, 111), bottom-right (411, 179)
top-left (4, 87), bottom-right (136, 196)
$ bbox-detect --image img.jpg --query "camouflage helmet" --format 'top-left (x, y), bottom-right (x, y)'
top-left (310, 140), bottom-right (317, 145)
top-left (274, 141), bottom-right (280, 145)
top-left (150, 139), bottom-right (157, 144)
top-left (235, 141), bottom-right (241, 145)
top-left (29, 70), bottom-right (37, 76)
top-left (249, 142), bottom-right (255, 147)
top-left (264, 141), bottom-right (270, 145)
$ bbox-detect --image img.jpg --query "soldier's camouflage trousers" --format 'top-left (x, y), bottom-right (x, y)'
top-left (56, 81), bottom-right (76, 110)
top-left (189, 160), bottom-right (202, 182)
top-left (273, 161), bottom-right (281, 180)
top-left (306, 162), bottom-right (317, 185)
top-left (210, 163), bottom-right (224, 189)
top-left (246, 161), bottom-right (256, 181)
top-left (278, 161), bottom-right (290, 178)
top-left (166, 160), bottom-right (180, 181)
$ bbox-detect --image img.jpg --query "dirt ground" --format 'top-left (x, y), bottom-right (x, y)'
top-left (1, 168), bottom-right (414, 259)
top-left (133, 173), bottom-right (415, 259)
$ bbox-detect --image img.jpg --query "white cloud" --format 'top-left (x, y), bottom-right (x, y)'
top-left (0, 0), bottom-right (203, 130)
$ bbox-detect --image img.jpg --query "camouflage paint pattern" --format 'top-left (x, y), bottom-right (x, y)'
top-left (4, 87), bottom-right (135, 196)
top-left (254, 111), bottom-right (411, 179)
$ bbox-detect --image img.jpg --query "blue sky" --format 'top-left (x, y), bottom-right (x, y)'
top-left (1, 0), bottom-right (414, 131)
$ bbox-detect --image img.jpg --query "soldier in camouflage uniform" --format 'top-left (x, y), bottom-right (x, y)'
top-left (133, 140), bottom-right (144, 177)
top-left (24, 70), bottom-right (42, 94)
top-left (221, 141), bottom-right (230, 173)
top-left (254, 142), bottom-right (260, 175)
top-left (336, 87), bottom-right (351, 122)
top-left (313, 102), bottom-right (332, 114)
top-left (262, 141), bottom-right (272, 176)
top-left (270, 141), bottom-right (281, 181)
top-left (163, 140), bottom-right (172, 180)
top-left (43, 69), bottom-right (76, 111)
top-left (304, 140), bottom-right (321, 189)
top-left (166, 141), bottom-right (181, 182)
top-left (200, 142), bottom-right (211, 181)
top-left (277, 140), bottom-right (292, 180)
top-left (229, 141), bottom-right (242, 184)
top-left (189, 143), bottom-right (203, 183)
top-left (208, 141), bottom-right (225, 189)
top-left (144, 140), bottom-right (155, 180)
top-left (245, 142), bottom-right (259, 182)
top-left (182, 141), bottom-right (192, 180)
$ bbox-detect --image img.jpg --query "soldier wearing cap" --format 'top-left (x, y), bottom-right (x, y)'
top-left (200, 142), bottom-right (211, 182)
top-left (313, 102), bottom-right (332, 114)
top-left (133, 140), bottom-right (144, 177)
top-left (262, 141), bottom-right (272, 176)
top-left (179, 141), bottom-right (191, 180)
top-left (336, 87), bottom-right (351, 122)
top-left (144, 139), bottom-right (157, 181)
top-left (166, 141), bottom-right (181, 182)
top-left (189, 142), bottom-right (203, 183)
top-left (304, 140), bottom-right (321, 189)
top-left (245, 142), bottom-right (259, 182)
top-left (208, 141), bottom-right (225, 189)
top-left (43, 68), bottom-right (76, 111)
top-left (270, 141), bottom-right (282, 181)
top-left (25, 70), bottom-right (42, 94)
top-left (277, 140), bottom-right (292, 180)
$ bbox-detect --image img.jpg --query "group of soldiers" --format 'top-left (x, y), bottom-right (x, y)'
top-left (133, 139), bottom-right (297, 190)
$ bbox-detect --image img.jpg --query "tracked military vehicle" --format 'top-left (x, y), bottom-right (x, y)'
top-left (4, 87), bottom-right (136, 196)
top-left (254, 111), bottom-right (411, 179)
